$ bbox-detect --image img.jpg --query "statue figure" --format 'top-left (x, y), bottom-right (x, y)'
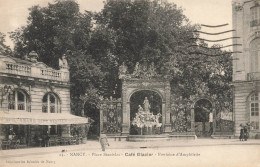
top-left (138, 105), bottom-right (144, 113)
top-left (119, 62), bottom-right (128, 79)
top-left (28, 51), bottom-right (39, 63)
top-left (143, 97), bottom-right (150, 113)
top-left (132, 62), bottom-right (140, 77)
top-left (59, 54), bottom-right (68, 69)
top-left (148, 62), bottom-right (157, 79)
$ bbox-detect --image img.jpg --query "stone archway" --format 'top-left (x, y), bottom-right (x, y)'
top-left (118, 62), bottom-right (171, 135)
top-left (191, 97), bottom-right (216, 137)
top-left (121, 79), bottom-right (171, 135)
top-left (129, 90), bottom-right (163, 135)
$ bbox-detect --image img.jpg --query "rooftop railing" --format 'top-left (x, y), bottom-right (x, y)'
top-left (1, 62), bottom-right (69, 82)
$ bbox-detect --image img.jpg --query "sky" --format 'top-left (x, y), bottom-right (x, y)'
top-left (0, 0), bottom-right (233, 50)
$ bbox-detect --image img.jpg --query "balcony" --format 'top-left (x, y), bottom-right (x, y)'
top-left (250, 19), bottom-right (260, 27)
top-left (247, 72), bottom-right (260, 81)
top-left (0, 61), bottom-right (69, 83)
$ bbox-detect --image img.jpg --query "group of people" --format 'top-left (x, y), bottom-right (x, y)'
top-left (239, 123), bottom-right (250, 141)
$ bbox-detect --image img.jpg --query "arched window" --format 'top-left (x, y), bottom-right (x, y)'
top-left (250, 38), bottom-right (260, 73)
top-left (42, 93), bottom-right (60, 113)
top-left (250, 92), bottom-right (260, 130)
top-left (8, 90), bottom-right (28, 111)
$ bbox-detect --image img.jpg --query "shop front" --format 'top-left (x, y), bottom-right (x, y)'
top-left (0, 111), bottom-right (89, 149)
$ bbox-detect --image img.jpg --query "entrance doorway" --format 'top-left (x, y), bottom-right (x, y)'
top-left (194, 99), bottom-right (213, 138)
top-left (130, 90), bottom-right (162, 135)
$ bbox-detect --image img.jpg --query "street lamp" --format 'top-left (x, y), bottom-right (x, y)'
top-left (79, 93), bottom-right (88, 117)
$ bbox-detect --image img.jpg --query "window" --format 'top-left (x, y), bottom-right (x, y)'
top-left (250, 38), bottom-right (260, 73)
top-left (8, 90), bottom-right (28, 111)
top-left (250, 93), bottom-right (260, 130)
top-left (250, 6), bottom-right (260, 27)
top-left (42, 93), bottom-right (60, 113)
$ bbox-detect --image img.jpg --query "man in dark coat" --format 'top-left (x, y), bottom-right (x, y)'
top-left (244, 123), bottom-right (250, 141)
top-left (239, 124), bottom-right (244, 141)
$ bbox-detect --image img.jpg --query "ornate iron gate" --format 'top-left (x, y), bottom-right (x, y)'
top-left (100, 97), bottom-right (122, 135)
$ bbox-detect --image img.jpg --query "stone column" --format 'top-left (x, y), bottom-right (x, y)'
top-left (162, 103), bottom-right (166, 128)
top-left (212, 108), bottom-right (216, 135)
top-left (121, 102), bottom-right (130, 135)
top-left (100, 105), bottom-right (103, 133)
top-left (121, 80), bottom-right (129, 135)
top-left (190, 108), bottom-right (195, 135)
top-left (164, 83), bottom-right (171, 133)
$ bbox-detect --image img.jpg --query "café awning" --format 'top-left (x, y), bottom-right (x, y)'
top-left (0, 111), bottom-right (89, 125)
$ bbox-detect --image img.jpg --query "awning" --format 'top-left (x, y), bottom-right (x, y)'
top-left (0, 111), bottom-right (89, 125)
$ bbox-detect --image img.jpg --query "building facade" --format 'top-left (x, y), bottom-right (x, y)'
top-left (232, 0), bottom-right (260, 138)
top-left (0, 52), bottom-right (88, 148)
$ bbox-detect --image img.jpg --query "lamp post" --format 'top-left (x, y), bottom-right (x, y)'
top-left (79, 93), bottom-right (88, 117)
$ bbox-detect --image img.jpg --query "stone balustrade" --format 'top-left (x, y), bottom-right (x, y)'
top-left (6, 63), bottom-right (31, 76)
top-left (247, 72), bottom-right (260, 81)
top-left (1, 62), bottom-right (69, 82)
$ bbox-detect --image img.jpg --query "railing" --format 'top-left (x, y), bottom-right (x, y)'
top-left (247, 72), bottom-right (260, 81)
top-left (17, 102), bottom-right (25, 110)
top-left (6, 63), bottom-right (31, 76)
top-left (1, 62), bottom-right (69, 82)
top-left (250, 19), bottom-right (260, 27)
top-left (40, 69), bottom-right (62, 81)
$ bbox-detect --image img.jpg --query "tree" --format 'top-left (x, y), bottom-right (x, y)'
top-left (10, 0), bottom-right (233, 133)
top-left (90, 0), bottom-right (198, 97)
top-left (0, 32), bottom-right (12, 56)
top-left (10, 0), bottom-right (92, 68)
top-left (10, 0), bottom-right (105, 116)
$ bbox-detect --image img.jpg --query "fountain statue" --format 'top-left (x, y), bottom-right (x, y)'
top-left (143, 97), bottom-right (150, 113)
top-left (132, 97), bottom-right (162, 135)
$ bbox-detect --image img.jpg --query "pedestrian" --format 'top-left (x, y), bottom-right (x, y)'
top-left (239, 124), bottom-right (244, 141)
top-left (244, 123), bottom-right (250, 141)
top-left (99, 132), bottom-right (109, 151)
top-left (44, 131), bottom-right (50, 147)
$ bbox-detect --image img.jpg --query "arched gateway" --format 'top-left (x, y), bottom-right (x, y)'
top-left (99, 62), bottom-right (232, 139)
top-left (99, 62), bottom-right (171, 136)
top-left (119, 62), bottom-right (171, 135)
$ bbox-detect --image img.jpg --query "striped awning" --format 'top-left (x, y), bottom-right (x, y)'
top-left (0, 111), bottom-right (89, 125)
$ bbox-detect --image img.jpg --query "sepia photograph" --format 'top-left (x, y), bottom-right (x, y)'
top-left (0, 0), bottom-right (260, 167)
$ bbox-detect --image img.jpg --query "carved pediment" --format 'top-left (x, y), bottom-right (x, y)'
top-left (119, 62), bottom-right (162, 80)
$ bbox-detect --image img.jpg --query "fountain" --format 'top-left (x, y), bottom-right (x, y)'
top-left (128, 97), bottom-right (169, 141)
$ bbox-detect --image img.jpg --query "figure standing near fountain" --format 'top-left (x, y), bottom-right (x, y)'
top-left (143, 97), bottom-right (150, 113)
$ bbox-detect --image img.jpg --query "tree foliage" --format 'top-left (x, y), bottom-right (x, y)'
top-left (0, 32), bottom-right (12, 56)
top-left (9, 0), bottom-right (233, 128)
top-left (10, 0), bottom-right (104, 116)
